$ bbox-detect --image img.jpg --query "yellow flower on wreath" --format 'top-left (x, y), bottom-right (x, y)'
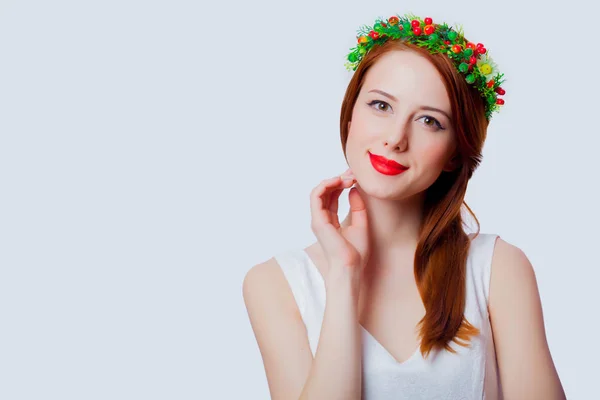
top-left (476, 54), bottom-right (499, 81)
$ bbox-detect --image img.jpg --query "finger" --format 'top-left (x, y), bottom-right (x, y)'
top-left (325, 176), bottom-right (353, 211)
top-left (341, 168), bottom-right (354, 179)
top-left (328, 177), bottom-right (355, 228)
top-left (328, 188), bottom-right (343, 229)
top-left (314, 221), bottom-right (353, 265)
top-left (310, 176), bottom-right (344, 226)
top-left (311, 174), bottom-right (355, 230)
top-left (348, 187), bottom-right (368, 228)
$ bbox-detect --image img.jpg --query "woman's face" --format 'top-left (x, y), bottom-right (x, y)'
top-left (346, 50), bottom-right (458, 200)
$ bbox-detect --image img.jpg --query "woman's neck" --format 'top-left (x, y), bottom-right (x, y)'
top-left (340, 185), bottom-right (424, 261)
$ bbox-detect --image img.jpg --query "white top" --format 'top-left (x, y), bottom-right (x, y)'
top-left (274, 233), bottom-right (503, 400)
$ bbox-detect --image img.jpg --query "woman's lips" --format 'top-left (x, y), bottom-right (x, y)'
top-left (369, 152), bottom-right (408, 176)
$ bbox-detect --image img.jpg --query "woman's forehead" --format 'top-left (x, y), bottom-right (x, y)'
top-left (362, 51), bottom-right (450, 107)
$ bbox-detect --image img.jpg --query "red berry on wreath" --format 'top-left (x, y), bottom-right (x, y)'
top-left (424, 24), bottom-right (435, 35)
top-left (487, 79), bottom-right (495, 88)
top-left (466, 42), bottom-right (477, 50)
top-left (369, 31), bottom-right (380, 39)
top-left (496, 98), bottom-right (505, 105)
top-left (496, 87), bottom-right (506, 95)
top-left (389, 16), bottom-right (399, 26)
top-left (424, 17), bottom-right (433, 25)
top-left (411, 19), bottom-right (420, 28)
top-left (469, 56), bottom-right (477, 64)
top-left (451, 44), bottom-right (462, 53)
top-left (444, 40), bottom-right (451, 45)
top-left (478, 47), bottom-right (487, 54)
top-left (413, 26), bottom-right (422, 35)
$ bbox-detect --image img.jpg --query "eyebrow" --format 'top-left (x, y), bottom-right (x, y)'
top-left (367, 89), bottom-right (452, 121)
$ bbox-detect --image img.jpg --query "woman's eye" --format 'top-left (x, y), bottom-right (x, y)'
top-left (367, 100), bottom-right (391, 113)
top-left (418, 116), bottom-right (445, 130)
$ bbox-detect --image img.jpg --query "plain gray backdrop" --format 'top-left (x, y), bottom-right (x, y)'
top-left (1, 0), bottom-right (597, 399)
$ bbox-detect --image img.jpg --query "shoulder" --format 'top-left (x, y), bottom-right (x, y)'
top-left (488, 236), bottom-right (537, 314)
top-left (487, 237), bottom-right (566, 398)
top-left (242, 256), bottom-right (305, 338)
top-left (243, 257), bottom-right (280, 290)
top-left (242, 258), bottom-right (314, 399)
top-left (242, 257), bottom-right (301, 319)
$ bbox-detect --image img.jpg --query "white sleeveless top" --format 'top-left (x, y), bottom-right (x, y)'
top-left (274, 233), bottom-right (503, 400)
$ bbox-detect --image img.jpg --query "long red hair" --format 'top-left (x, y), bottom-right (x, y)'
top-left (339, 39), bottom-right (490, 359)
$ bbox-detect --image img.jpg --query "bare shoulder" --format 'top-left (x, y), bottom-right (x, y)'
top-left (488, 237), bottom-right (536, 309)
top-left (243, 257), bottom-right (302, 320)
top-left (242, 257), bottom-right (313, 400)
top-left (488, 236), bottom-right (566, 398)
top-left (488, 236), bottom-right (537, 314)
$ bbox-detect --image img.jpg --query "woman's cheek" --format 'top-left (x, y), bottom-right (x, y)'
top-left (420, 142), bottom-right (451, 169)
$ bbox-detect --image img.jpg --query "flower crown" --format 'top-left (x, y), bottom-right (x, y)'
top-left (345, 14), bottom-right (506, 120)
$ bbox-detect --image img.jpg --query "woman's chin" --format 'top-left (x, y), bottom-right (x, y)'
top-left (357, 181), bottom-right (409, 201)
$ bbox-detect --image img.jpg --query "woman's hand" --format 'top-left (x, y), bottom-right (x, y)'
top-left (309, 168), bottom-right (370, 291)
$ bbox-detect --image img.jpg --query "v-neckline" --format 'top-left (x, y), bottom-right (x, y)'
top-left (300, 248), bottom-right (422, 366)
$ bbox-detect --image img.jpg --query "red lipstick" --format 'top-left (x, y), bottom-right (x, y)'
top-left (369, 152), bottom-right (408, 176)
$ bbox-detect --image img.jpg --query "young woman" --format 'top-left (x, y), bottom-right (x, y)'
top-left (243, 14), bottom-right (566, 400)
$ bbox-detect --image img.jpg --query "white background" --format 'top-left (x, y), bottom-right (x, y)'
top-left (1, 0), bottom-right (597, 399)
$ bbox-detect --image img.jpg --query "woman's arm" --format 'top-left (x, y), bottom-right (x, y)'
top-left (488, 238), bottom-right (566, 399)
top-left (243, 258), bottom-right (362, 400)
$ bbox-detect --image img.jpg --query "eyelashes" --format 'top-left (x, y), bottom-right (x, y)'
top-left (419, 116), bottom-right (445, 130)
top-left (366, 99), bottom-right (446, 131)
top-left (367, 99), bottom-right (393, 113)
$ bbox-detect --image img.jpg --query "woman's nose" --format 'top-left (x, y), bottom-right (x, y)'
top-left (383, 129), bottom-right (409, 151)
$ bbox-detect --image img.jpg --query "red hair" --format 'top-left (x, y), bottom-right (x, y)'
top-left (339, 39), bottom-right (490, 359)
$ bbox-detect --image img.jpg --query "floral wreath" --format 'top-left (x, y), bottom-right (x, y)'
top-left (345, 14), bottom-right (506, 120)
